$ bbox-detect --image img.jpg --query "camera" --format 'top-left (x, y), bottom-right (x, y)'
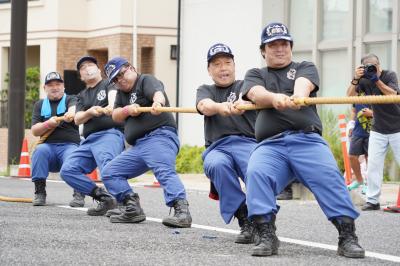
top-left (363, 64), bottom-right (377, 75)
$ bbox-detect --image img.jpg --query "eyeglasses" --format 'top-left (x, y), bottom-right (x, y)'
top-left (112, 66), bottom-right (130, 84)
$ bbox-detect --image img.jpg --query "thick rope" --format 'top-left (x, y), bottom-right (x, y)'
top-left (0, 195), bottom-right (33, 203)
top-left (293, 95), bottom-right (400, 106)
top-left (136, 106), bottom-right (198, 113)
top-left (36, 116), bottom-right (66, 145)
top-left (131, 95), bottom-right (400, 113)
top-left (235, 95), bottom-right (400, 111)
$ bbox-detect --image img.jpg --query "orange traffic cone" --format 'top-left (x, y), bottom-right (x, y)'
top-left (87, 169), bottom-right (100, 182)
top-left (144, 176), bottom-right (161, 188)
top-left (338, 114), bottom-right (352, 185)
top-left (17, 138), bottom-right (31, 177)
top-left (384, 186), bottom-right (400, 213)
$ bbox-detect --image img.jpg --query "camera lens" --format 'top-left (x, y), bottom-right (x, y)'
top-left (364, 64), bottom-right (377, 75)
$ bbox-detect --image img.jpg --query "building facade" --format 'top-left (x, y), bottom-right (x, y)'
top-left (0, 0), bottom-right (398, 148)
top-left (0, 0), bottom-right (178, 104)
top-left (179, 0), bottom-right (400, 146)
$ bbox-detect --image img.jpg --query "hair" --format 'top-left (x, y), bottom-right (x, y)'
top-left (207, 54), bottom-right (234, 67)
top-left (259, 41), bottom-right (293, 59)
top-left (361, 53), bottom-right (380, 65)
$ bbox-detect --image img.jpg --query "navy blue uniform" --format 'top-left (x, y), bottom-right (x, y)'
top-left (60, 80), bottom-right (125, 195)
top-left (197, 80), bottom-right (257, 223)
top-left (102, 74), bottom-right (187, 206)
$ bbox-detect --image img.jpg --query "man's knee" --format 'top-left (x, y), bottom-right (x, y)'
top-left (101, 165), bottom-right (112, 181)
top-left (203, 156), bottom-right (229, 175)
top-left (60, 162), bottom-right (75, 179)
top-left (32, 145), bottom-right (51, 159)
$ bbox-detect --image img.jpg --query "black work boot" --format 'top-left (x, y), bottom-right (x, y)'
top-left (162, 199), bottom-right (192, 228)
top-left (109, 193), bottom-right (146, 223)
top-left (87, 187), bottom-right (117, 216)
top-left (69, 190), bottom-right (85, 207)
top-left (252, 215), bottom-right (280, 256)
top-left (234, 203), bottom-right (257, 244)
top-left (332, 216), bottom-right (365, 258)
top-left (33, 179), bottom-right (47, 206)
top-left (105, 202), bottom-right (125, 217)
top-left (277, 185), bottom-right (293, 200)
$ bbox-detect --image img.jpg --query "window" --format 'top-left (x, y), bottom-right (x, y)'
top-left (367, 0), bottom-right (392, 33)
top-left (170, 45), bottom-right (177, 60)
top-left (289, 0), bottom-right (314, 45)
top-left (322, 0), bottom-right (350, 40)
top-left (365, 42), bottom-right (391, 70)
top-left (292, 52), bottom-right (312, 63)
top-left (321, 50), bottom-right (348, 112)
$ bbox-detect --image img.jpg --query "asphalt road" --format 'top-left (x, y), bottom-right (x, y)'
top-left (0, 177), bottom-right (399, 265)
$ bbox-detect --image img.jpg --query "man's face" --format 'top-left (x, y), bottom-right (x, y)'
top-left (263, 40), bottom-right (292, 68)
top-left (44, 81), bottom-right (65, 100)
top-left (79, 61), bottom-right (101, 83)
top-left (112, 65), bottom-right (137, 92)
top-left (207, 55), bottom-right (235, 87)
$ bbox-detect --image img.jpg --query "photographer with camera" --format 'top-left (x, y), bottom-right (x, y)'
top-left (347, 53), bottom-right (400, 211)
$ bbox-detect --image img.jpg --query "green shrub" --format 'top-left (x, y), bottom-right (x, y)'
top-left (320, 109), bottom-right (347, 173)
top-left (384, 149), bottom-right (400, 182)
top-left (176, 145), bottom-right (205, 173)
top-left (25, 67), bottom-right (40, 128)
top-left (4, 66), bottom-right (40, 128)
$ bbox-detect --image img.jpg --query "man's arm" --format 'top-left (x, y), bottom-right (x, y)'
top-left (293, 77), bottom-right (315, 97)
top-left (197, 98), bottom-right (231, 116)
top-left (112, 104), bottom-right (141, 123)
top-left (31, 117), bottom-right (58, 137)
top-left (151, 91), bottom-right (166, 115)
top-left (375, 79), bottom-right (398, 95)
top-left (74, 107), bottom-right (103, 125)
top-left (247, 85), bottom-right (290, 111)
top-left (347, 66), bottom-right (364, 96)
top-left (63, 105), bottom-right (76, 123)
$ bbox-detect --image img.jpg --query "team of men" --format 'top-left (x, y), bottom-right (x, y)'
top-left (33, 22), bottom-right (400, 259)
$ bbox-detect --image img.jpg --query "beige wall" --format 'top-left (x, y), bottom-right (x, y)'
top-left (154, 36), bottom-right (177, 106)
top-left (0, 0), bottom-right (177, 94)
top-left (179, 0), bottom-right (263, 146)
top-left (138, 0), bottom-right (178, 28)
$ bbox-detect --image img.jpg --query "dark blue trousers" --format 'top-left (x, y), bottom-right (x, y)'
top-left (31, 143), bottom-right (78, 182)
top-left (203, 135), bottom-right (257, 224)
top-left (102, 127), bottom-right (186, 206)
top-left (246, 132), bottom-right (359, 221)
top-left (60, 128), bottom-right (125, 195)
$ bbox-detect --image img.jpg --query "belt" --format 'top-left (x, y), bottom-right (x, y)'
top-left (159, 126), bottom-right (177, 133)
top-left (266, 125), bottom-right (321, 141)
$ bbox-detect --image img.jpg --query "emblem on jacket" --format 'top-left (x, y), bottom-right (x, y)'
top-left (129, 93), bottom-right (137, 104)
top-left (97, 90), bottom-right (106, 101)
top-left (287, 68), bottom-right (296, 80)
top-left (227, 92), bottom-right (237, 103)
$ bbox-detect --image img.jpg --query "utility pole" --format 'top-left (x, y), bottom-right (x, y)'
top-left (8, 0), bottom-right (28, 165)
top-left (175, 0), bottom-right (181, 128)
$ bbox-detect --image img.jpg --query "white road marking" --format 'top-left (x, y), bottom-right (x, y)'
top-left (58, 205), bottom-right (400, 263)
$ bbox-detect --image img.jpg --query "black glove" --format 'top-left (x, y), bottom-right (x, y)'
top-left (364, 72), bottom-right (379, 83)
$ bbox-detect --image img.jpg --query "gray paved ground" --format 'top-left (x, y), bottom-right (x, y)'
top-left (0, 176), bottom-right (399, 265)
